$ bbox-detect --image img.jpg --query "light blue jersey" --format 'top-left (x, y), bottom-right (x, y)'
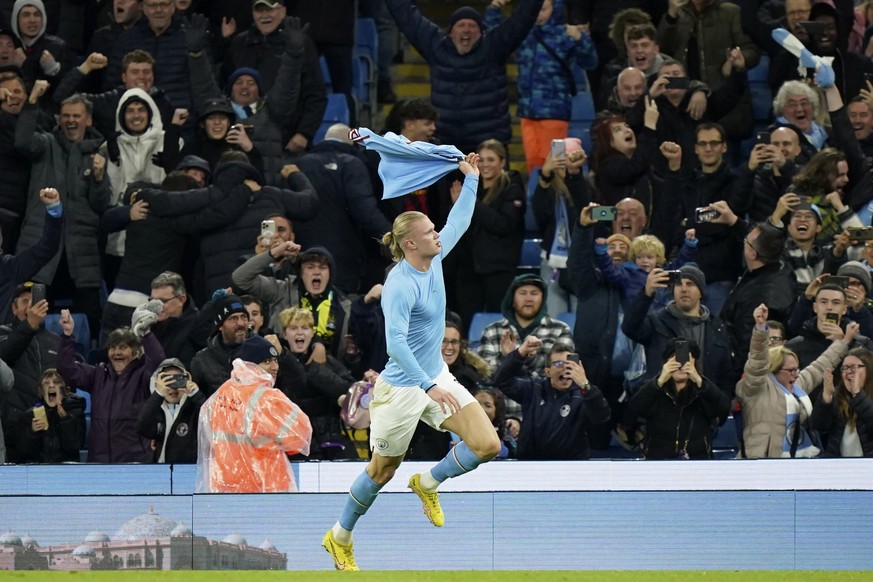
top-left (380, 173), bottom-right (479, 389)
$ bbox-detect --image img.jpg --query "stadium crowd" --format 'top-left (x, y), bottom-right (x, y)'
top-left (2, 0), bottom-right (873, 467)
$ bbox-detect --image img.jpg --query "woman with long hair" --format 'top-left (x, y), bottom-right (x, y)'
top-left (444, 139), bottom-right (525, 328)
top-left (590, 96), bottom-right (659, 210)
top-left (811, 348), bottom-right (873, 456)
top-left (737, 303), bottom-right (856, 458)
top-left (531, 137), bottom-right (591, 314)
top-left (622, 338), bottom-right (730, 459)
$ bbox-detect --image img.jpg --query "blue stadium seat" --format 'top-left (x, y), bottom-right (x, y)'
top-left (571, 64), bottom-right (590, 93)
top-left (570, 92), bottom-right (596, 122)
top-left (525, 167), bottom-right (541, 236)
top-left (44, 313), bottom-right (90, 358)
top-left (747, 54), bottom-right (770, 83)
top-left (467, 312), bottom-right (503, 348)
top-left (518, 238), bottom-right (543, 272)
top-left (319, 55), bottom-right (332, 92)
top-left (556, 311), bottom-right (576, 329)
top-left (313, 93), bottom-right (350, 144)
top-left (750, 84), bottom-right (773, 121)
top-left (356, 18), bottom-right (379, 64)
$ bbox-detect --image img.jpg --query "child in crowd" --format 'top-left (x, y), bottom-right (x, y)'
top-left (595, 230), bottom-right (698, 305)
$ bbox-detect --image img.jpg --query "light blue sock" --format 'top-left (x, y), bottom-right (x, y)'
top-left (338, 471), bottom-right (383, 531)
top-left (429, 441), bottom-right (485, 484)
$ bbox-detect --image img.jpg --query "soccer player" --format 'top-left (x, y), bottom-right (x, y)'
top-left (322, 152), bottom-right (500, 570)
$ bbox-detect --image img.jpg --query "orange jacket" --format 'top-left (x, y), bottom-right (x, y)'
top-left (198, 363), bottom-right (312, 493)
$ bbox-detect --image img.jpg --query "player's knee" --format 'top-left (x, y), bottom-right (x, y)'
top-left (474, 434), bottom-right (502, 461)
top-left (371, 464), bottom-right (397, 485)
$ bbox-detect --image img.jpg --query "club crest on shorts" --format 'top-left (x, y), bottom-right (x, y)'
top-left (375, 438), bottom-right (389, 451)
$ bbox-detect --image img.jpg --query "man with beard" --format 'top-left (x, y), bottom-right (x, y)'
top-left (189, 293), bottom-right (250, 396)
top-left (622, 264), bottom-right (735, 398)
top-left (476, 273), bottom-right (572, 404)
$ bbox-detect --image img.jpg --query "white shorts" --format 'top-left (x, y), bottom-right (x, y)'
top-left (369, 365), bottom-right (477, 458)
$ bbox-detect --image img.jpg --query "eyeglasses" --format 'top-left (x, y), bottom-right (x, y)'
top-left (150, 295), bottom-right (179, 304)
top-left (695, 140), bottom-right (724, 149)
top-left (441, 339), bottom-right (461, 347)
top-left (841, 364), bottom-right (867, 372)
top-left (780, 367), bottom-right (800, 374)
top-left (768, 336), bottom-right (785, 344)
top-left (550, 361), bottom-right (567, 368)
top-left (144, 1), bottom-right (173, 9)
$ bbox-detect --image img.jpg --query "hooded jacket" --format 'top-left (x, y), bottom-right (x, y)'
top-left (135, 362), bottom-right (206, 463)
top-left (477, 273), bottom-right (573, 376)
top-left (231, 246), bottom-right (352, 358)
top-left (104, 88), bottom-right (181, 257)
top-left (10, 0), bottom-right (71, 107)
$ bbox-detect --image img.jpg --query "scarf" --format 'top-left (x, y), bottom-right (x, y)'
top-left (775, 115), bottom-right (828, 150)
top-left (547, 196), bottom-right (570, 269)
top-left (301, 291), bottom-right (335, 345)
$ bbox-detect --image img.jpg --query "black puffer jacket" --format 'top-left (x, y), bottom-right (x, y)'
top-left (624, 376), bottom-right (731, 459)
top-left (810, 391), bottom-right (873, 457)
top-left (0, 110), bottom-right (33, 243)
top-left (105, 15), bottom-right (192, 112)
top-left (14, 105), bottom-right (111, 288)
top-left (136, 388), bottom-right (206, 464)
top-left (385, 0), bottom-right (542, 153)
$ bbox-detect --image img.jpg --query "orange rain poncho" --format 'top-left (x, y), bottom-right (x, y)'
top-left (196, 359), bottom-right (312, 493)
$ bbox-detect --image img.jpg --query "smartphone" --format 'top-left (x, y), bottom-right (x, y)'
top-left (799, 21), bottom-right (826, 37)
top-left (665, 270), bottom-right (683, 285)
top-left (592, 206), bottom-right (617, 221)
top-left (31, 283), bottom-right (47, 305)
top-left (167, 374), bottom-right (188, 389)
top-left (674, 340), bottom-right (690, 365)
top-left (756, 131), bottom-right (770, 145)
top-left (865, 72), bottom-right (873, 85)
top-left (550, 139), bottom-right (566, 160)
top-left (797, 195), bottom-right (813, 205)
top-left (261, 220), bottom-right (277, 240)
top-left (566, 353), bottom-right (580, 364)
top-left (823, 275), bottom-right (850, 289)
top-left (825, 312), bottom-right (841, 325)
top-left (848, 226), bottom-right (873, 241)
top-left (665, 76), bottom-right (690, 90)
top-left (695, 206), bottom-right (721, 223)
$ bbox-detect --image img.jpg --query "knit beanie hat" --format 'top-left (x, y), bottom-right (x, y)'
top-left (227, 67), bottom-right (263, 96)
top-left (211, 290), bottom-right (247, 329)
top-left (239, 335), bottom-right (279, 365)
top-left (838, 261), bottom-right (873, 294)
top-left (448, 6), bottom-right (483, 32)
top-left (679, 265), bottom-right (707, 296)
top-left (606, 233), bottom-right (632, 249)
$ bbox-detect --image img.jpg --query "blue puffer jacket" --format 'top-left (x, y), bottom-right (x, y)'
top-left (484, 0), bottom-right (597, 120)
top-left (385, 0), bottom-right (543, 152)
